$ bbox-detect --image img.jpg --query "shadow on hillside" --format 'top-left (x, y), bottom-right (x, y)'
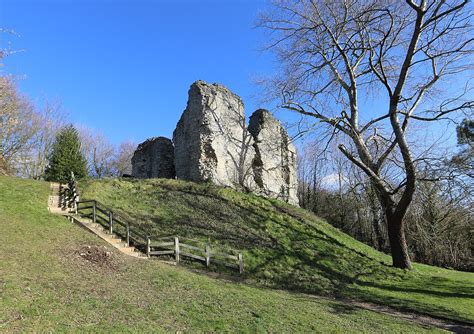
top-left (87, 180), bottom-right (474, 323)
top-left (159, 185), bottom-right (474, 301)
top-left (138, 184), bottom-right (393, 295)
top-left (355, 280), bottom-right (474, 299)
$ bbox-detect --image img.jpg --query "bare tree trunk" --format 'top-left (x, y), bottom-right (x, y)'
top-left (371, 211), bottom-right (385, 251)
top-left (384, 205), bottom-right (412, 269)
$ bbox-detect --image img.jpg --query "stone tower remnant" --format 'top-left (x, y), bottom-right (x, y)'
top-left (131, 81), bottom-right (299, 206)
top-left (131, 137), bottom-right (175, 179)
top-left (173, 80), bottom-right (255, 189)
top-left (248, 109), bottom-right (298, 205)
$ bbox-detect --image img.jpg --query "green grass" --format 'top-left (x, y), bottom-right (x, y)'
top-left (0, 176), bottom-right (442, 332)
top-left (78, 177), bottom-right (474, 325)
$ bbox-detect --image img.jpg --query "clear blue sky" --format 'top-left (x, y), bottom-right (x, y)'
top-left (1, 0), bottom-right (275, 145)
top-left (0, 0), bottom-right (463, 152)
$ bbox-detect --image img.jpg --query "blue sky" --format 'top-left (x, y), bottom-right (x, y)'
top-left (1, 0), bottom-right (275, 144)
top-left (0, 0), bottom-right (464, 153)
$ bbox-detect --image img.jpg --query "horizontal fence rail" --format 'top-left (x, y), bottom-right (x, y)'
top-left (76, 199), bottom-right (243, 273)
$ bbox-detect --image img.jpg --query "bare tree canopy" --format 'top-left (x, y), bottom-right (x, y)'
top-left (0, 77), bottom-right (39, 171)
top-left (259, 0), bottom-right (473, 268)
top-left (114, 141), bottom-right (136, 176)
top-left (79, 128), bottom-right (116, 178)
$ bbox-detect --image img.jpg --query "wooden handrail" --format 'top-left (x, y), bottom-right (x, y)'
top-left (75, 194), bottom-right (244, 273)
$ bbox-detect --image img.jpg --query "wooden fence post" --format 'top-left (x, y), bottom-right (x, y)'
top-left (126, 222), bottom-right (130, 247)
top-left (109, 211), bottom-right (113, 234)
top-left (73, 191), bottom-right (78, 214)
top-left (174, 237), bottom-right (180, 264)
top-left (146, 236), bottom-right (151, 258)
top-left (93, 201), bottom-right (97, 223)
top-left (238, 253), bottom-right (243, 274)
top-left (205, 244), bottom-right (210, 268)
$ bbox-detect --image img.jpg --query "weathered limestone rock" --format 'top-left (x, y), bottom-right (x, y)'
top-left (248, 109), bottom-right (298, 205)
top-left (173, 81), bottom-right (255, 189)
top-left (131, 137), bottom-right (175, 179)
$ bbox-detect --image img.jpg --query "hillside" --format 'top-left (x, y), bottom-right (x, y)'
top-left (0, 176), bottom-right (445, 332)
top-left (79, 177), bottom-right (474, 325)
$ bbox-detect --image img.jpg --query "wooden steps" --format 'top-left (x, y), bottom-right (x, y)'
top-left (48, 182), bottom-right (70, 215)
top-left (69, 215), bottom-right (147, 259)
top-left (48, 180), bottom-right (243, 272)
top-left (48, 182), bottom-right (147, 260)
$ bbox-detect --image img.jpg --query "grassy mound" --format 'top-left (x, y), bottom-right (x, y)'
top-left (79, 177), bottom-right (474, 324)
top-left (0, 176), bottom-right (441, 332)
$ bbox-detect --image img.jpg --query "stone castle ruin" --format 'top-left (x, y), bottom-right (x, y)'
top-left (132, 80), bottom-right (298, 205)
top-left (131, 137), bottom-right (175, 179)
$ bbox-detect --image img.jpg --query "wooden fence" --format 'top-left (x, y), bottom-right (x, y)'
top-left (76, 199), bottom-right (244, 273)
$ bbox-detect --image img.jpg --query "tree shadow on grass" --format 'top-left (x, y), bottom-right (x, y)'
top-left (354, 279), bottom-right (474, 299)
top-left (85, 179), bottom-right (474, 324)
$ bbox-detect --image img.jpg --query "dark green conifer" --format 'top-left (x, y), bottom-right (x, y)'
top-left (44, 125), bottom-right (88, 182)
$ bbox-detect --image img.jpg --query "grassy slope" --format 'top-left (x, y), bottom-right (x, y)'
top-left (0, 176), bottom-right (441, 333)
top-left (79, 178), bottom-right (474, 324)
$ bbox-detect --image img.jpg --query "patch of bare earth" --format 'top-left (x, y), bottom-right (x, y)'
top-left (71, 245), bottom-right (119, 270)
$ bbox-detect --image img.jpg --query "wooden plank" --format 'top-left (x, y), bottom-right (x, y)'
top-left (94, 200), bottom-right (106, 208)
top-left (181, 252), bottom-right (206, 262)
top-left (146, 237), bottom-right (150, 258)
top-left (150, 241), bottom-right (174, 247)
top-left (153, 235), bottom-right (175, 241)
top-left (129, 234), bottom-right (144, 245)
top-left (180, 243), bottom-right (203, 252)
top-left (238, 253), bottom-right (243, 274)
top-left (77, 200), bottom-right (95, 204)
top-left (77, 205), bottom-right (93, 211)
top-left (149, 250), bottom-right (175, 255)
top-left (205, 245), bottom-right (210, 267)
top-left (113, 218), bottom-right (127, 228)
top-left (92, 201), bottom-right (96, 223)
top-left (96, 206), bottom-right (109, 216)
top-left (109, 211), bottom-right (113, 234)
top-left (95, 213), bottom-right (108, 223)
top-left (211, 258), bottom-right (239, 269)
top-left (179, 236), bottom-right (201, 243)
top-left (210, 252), bottom-right (238, 260)
top-left (175, 237), bottom-right (180, 264)
top-left (126, 223), bottom-right (130, 247)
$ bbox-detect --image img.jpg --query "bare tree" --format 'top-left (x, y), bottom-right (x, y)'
top-left (259, 0), bottom-right (473, 268)
top-left (0, 77), bottom-right (39, 173)
top-left (16, 100), bottom-right (67, 178)
top-left (113, 141), bottom-right (136, 176)
top-left (79, 128), bottom-right (116, 178)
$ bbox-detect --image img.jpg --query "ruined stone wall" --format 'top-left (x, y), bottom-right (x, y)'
top-left (173, 81), bottom-right (255, 189)
top-left (248, 109), bottom-right (298, 205)
top-left (132, 81), bottom-right (299, 206)
top-left (131, 137), bottom-right (175, 179)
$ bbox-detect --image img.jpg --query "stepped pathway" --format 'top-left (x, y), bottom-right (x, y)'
top-left (48, 182), bottom-right (146, 259)
top-left (48, 182), bottom-right (70, 215)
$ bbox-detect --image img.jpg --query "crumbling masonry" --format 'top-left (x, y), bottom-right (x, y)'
top-left (131, 80), bottom-right (298, 206)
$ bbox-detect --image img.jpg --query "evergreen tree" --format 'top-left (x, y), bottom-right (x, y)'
top-left (44, 125), bottom-right (88, 181)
